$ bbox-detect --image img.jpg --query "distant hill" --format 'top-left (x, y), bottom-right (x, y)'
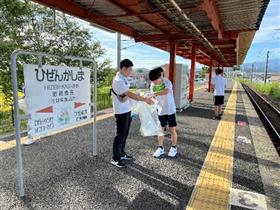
top-left (241, 58), bottom-right (280, 73)
top-left (133, 68), bottom-right (150, 72)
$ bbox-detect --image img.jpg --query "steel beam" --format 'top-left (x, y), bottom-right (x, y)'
top-left (32, 0), bottom-right (136, 37)
top-left (135, 32), bottom-right (239, 43)
top-left (202, 0), bottom-right (224, 39)
top-left (108, 0), bottom-right (173, 34)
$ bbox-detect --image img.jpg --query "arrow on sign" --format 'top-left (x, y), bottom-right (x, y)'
top-left (74, 102), bottom-right (86, 109)
top-left (36, 106), bottom-right (53, 113)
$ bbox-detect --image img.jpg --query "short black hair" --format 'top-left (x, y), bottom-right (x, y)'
top-left (215, 68), bottom-right (222, 75)
top-left (157, 66), bottom-right (166, 76)
top-left (120, 59), bottom-right (133, 69)
top-left (149, 67), bottom-right (162, 81)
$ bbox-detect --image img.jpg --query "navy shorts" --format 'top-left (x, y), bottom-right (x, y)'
top-left (158, 114), bottom-right (177, 128)
top-left (214, 96), bottom-right (224, 106)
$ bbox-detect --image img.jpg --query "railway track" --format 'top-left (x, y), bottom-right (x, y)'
top-left (242, 83), bottom-right (280, 153)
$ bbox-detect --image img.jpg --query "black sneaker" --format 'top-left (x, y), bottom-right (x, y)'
top-left (111, 159), bottom-right (126, 168)
top-left (121, 153), bottom-right (133, 160)
top-left (212, 116), bottom-right (221, 120)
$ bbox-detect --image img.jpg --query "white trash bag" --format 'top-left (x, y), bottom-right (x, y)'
top-left (133, 100), bottom-right (164, 137)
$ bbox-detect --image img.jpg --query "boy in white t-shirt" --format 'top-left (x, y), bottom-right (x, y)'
top-left (211, 68), bottom-right (227, 120)
top-left (149, 67), bottom-right (177, 158)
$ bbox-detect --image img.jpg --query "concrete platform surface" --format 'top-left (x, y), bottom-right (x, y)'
top-left (0, 81), bottom-right (279, 210)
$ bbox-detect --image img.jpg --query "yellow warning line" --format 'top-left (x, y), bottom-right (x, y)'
top-left (0, 112), bottom-right (113, 151)
top-left (186, 82), bottom-right (237, 210)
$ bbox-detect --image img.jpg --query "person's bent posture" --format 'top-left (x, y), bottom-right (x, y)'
top-left (149, 67), bottom-right (178, 158)
top-left (110, 59), bottom-right (153, 168)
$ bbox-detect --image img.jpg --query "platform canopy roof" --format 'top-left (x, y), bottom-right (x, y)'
top-left (32, 0), bottom-right (269, 67)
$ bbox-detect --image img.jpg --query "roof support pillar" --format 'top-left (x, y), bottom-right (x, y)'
top-left (169, 40), bottom-right (177, 84)
top-left (189, 45), bottom-right (196, 102)
top-left (208, 58), bottom-right (213, 92)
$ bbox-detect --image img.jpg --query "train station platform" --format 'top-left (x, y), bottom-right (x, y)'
top-left (0, 81), bottom-right (279, 210)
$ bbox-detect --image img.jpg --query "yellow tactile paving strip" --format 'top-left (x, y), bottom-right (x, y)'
top-left (187, 82), bottom-right (237, 210)
top-left (194, 86), bottom-right (204, 91)
top-left (0, 112), bottom-right (113, 151)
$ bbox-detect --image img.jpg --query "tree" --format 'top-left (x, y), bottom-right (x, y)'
top-left (95, 59), bottom-right (116, 86)
top-left (200, 66), bottom-right (208, 78)
top-left (233, 65), bottom-right (240, 71)
top-left (0, 0), bottom-right (112, 104)
top-left (98, 67), bottom-right (117, 87)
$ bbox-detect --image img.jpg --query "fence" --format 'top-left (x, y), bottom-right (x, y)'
top-left (97, 93), bottom-right (112, 110)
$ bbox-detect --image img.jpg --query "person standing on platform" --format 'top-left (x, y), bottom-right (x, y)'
top-left (149, 67), bottom-right (178, 158)
top-left (211, 67), bottom-right (227, 120)
top-left (110, 59), bottom-right (154, 168)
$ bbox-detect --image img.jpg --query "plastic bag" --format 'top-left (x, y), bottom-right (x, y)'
top-left (133, 100), bottom-right (164, 136)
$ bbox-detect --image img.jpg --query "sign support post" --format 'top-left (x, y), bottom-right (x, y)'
top-left (11, 50), bottom-right (97, 197)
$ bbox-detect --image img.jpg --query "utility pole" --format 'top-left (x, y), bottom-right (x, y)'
top-left (117, 33), bottom-right (121, 70)
top-left (251, 63), bottom-right (254, 82)
top-left (264, 51), bottom-right (269, 84)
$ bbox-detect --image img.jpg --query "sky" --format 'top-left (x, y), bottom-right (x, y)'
top-left (87, 26), bottom-right (189, 69)
top-left (81, 0), bottom-right (280, 69)
top-left (244, 0), bottom-right (280, 63)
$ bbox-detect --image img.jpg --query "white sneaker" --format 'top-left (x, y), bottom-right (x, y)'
top-left (24, 138), bottom-right (35, 146)
top-left (168, 147), bottom-right (177, 157)
top-left (153, 147), bottom-right (165, 158)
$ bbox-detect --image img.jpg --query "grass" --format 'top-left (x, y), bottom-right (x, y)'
top-left (97, 86), bottom-right (111, 94)
top-left (92, 86), bottom-right (112, 110)
top-left (0, 91), bottom-right (11, 112)
top-left (251, 82), bottom-right (280, 101)
top-left (0, 88), bottom-right (13, 133)
top-left (0, 89), bottom-right (27, 135)
top-left (0, 89), bottom-right (24, 112)
top-left (0, 88), bottom-right (27, 135)
top-left (235, 78), bottom-right (280, 101)
top-left (0, 109), bottom-right (27, 135)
